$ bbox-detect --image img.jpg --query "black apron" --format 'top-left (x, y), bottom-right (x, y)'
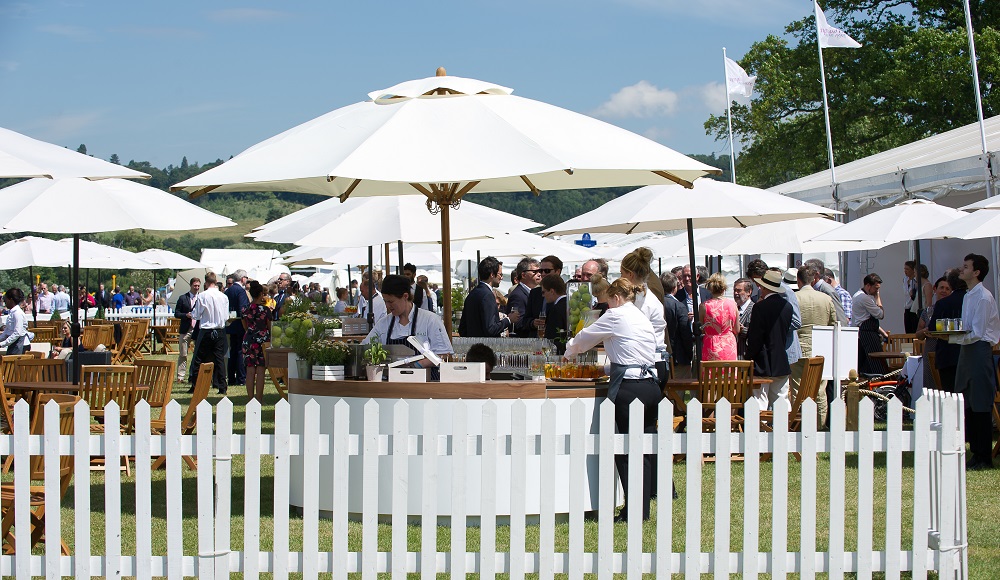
top-left (857, 317), bottom-right (888, 376)
top-left (386, 308), bottom-right (440, 381)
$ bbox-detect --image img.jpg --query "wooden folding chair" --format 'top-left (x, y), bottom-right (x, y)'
top-left (0, 394), bottom-right (79, 555)
top-left (151, 362), bottom-right (214, 471)
top-left (135, 318), bottom-right (152, 356)
top-left (110, 323), bottom-right (135, 365)
top-left (161, 318), bottom-right (182, 354)
top-left (134, 359), bottom-right (175, 421)
top-left (28, 327), bottom-right (56, 343)
top-left (263, 346), bottom-right (287, 400)
top-left (885, 333), bottom-right (918, 371)
top-left (761, 356), bottom-right (825, 461)
top-left (11, 358), bottom-right (67, 383)
top-left (78, 365), bottom-right (137, 472)
top-left (698, 360), bottom-right (753, 433)
top-left (0, 355), bottom-right (35, 383)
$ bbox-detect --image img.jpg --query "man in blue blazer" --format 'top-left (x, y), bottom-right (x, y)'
top-left (507, 257), bottom-right (540, 338)
top-left (458, 257), bottom-right (519, 338)
top-left (224, 269), bottom-right (250, 386)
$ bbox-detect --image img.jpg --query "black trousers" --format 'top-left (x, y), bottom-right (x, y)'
top-left (903, 310), bottom-right (918, 334)
top-left (227, 327), bottom-right (246, 385)
top-left (966, 410), bottom-right (993, 466)
top-left (938, 366), bottom-right (957, 393)
top-left (613, 377), bottom-right (663, 520)
top-left (190, 327), bottom-right (227, 391)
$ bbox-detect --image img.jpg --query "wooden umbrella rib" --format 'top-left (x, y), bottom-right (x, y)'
top-left (336, 178), bottom-right (363, 203)
top-left (653, 170), bottom-right (695, 189)
top-left (187, 185), bottom-right (221, 199)
top-left (520, 175), bottom-right (541, 196)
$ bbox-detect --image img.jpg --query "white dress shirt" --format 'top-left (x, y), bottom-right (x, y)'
top-left (0, 305), bottom-right (28, 348)
top-left (564, 302), bottom-right (657, 379)
top-left (953, 282), bottom-right (1000, 346)
top-left (191, 286), bottom-right (230, 329)
top-left (851, 290), bottom-right (883, 326)
top-left (358, 291), bottom-right (387, 323)
top-left (362, 304), bottom-right (454, 355)
top-left (633, 284), bottom-right (667, 350)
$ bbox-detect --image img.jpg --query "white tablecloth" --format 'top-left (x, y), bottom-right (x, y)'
top-left (901, 355), bottom-right (923, 402)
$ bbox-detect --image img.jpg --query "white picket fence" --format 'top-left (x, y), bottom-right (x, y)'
top-left (0, 389), bottom-right (968, 578)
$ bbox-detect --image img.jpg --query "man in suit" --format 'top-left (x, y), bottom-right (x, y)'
top-left (660, 271), bottom-right (692, 378)
top-left (458, 257), bottom-right (519, 338)
top-left (791, 266), bottom-right (837, 428)
top-left (273, 273), bottom-right (290, 320)
top-left (507, 257), bottom-right (539, 338)
top-left (174, 277), bottom-right (200, 381)
top-left (674, 265), bottom-right (711, 365)
top-left (94, 283), bottom-right (110, 309)
top-left (803, 258), bottom-right (848, 325)
top-left (539, 274), bottom-right (568, 353)
top-left (525, 255), bottom-right (562, 337)
top-left (224, 269), bottom-right (250, 387)
top-left (746, 270), bottom-right (794, 409)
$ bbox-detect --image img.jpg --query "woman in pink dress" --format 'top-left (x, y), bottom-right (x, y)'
top-left (699, 273), bottom-right (740, 361)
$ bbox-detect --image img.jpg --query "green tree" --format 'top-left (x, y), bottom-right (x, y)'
top-left (704, 1), bottom-right (999, 188)
top-left (109, 153), bottom-right (120, 165)
top-left (76, 144), bottom-right (87, 155)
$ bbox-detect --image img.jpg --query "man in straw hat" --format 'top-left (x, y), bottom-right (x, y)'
top-left (746, 269), bottom-right (795, 409)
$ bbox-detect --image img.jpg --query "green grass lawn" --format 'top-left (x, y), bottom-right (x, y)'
top-left (6, 354), bottom-right (1000, 576)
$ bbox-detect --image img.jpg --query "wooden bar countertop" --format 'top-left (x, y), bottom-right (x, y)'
top-left (288, 378), bottom-right (607, 400)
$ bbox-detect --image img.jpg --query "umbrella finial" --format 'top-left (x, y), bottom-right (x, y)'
top-left (436, 67), bottom-right (447, 77)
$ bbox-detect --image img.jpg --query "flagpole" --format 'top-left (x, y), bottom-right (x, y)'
top-left (816, 5), bottom-right (847, 287)
top-left (723, 47), bottom-right (737, 185)
top-left (962, 0), bottom-right (1000, 295)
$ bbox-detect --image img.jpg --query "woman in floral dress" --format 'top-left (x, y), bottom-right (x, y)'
top-left (242, 280), bottom-right (272, 402)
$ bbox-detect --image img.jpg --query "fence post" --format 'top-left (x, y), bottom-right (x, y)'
top-left (845, 370), bottom-right (860, 431)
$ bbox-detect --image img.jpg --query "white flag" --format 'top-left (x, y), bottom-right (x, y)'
top-left (814, 2), bottom-right (862, 48)
top-left (724, 57), bottom-right (756, 98)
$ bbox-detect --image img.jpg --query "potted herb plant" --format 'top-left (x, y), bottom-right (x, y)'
top-left (363, 334), bottom-right (389, 382)
top-left (308, 338), bottom-right (351, 380)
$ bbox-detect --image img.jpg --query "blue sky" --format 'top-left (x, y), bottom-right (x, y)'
top-left (0, 0), bottom-right (808, 169)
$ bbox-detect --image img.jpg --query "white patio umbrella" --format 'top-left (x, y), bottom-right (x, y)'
top-left (172, 70), bottom-right (719, 331)
top-left (135, 248), bottom-right (205, 270)
top-left (810, 199), bottom-right (968, 310)
top-left (543, 180), bottom-right (840, 363)
top-left (697, 217), bottom-right (876, 255)
top-left (0, 126), bottom-right (150, 180)
top-left (602, 229), bottom-right (728, 261)
top-left (0, 178), bottom-right (235, 381)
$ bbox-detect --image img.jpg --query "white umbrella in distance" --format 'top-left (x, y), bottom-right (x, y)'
top-left (0, 126), bottom-right (150, 180)
top-left (698, 217), bottom-right (877, 255)
top-left (919, 209), bottom-right (1000, 240)
top-left (811, 199), bottom-right (968, 309)
top-left (172, 70), bottom-right (719, 332)
top-left (135, 249), bottom-right (205, 270)
top-left (602, 229), bottom-right (729, 261)
top-left (0, 177), bottom-right (235, 381)
top-left (543, 180), bottom-right (840, 363)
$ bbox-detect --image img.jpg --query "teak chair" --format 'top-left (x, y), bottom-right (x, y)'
top-left (698, 360), bottom-right (753, 433)
top-left (263, 345), bottom-right (287, 400)
top-left (81, 324), bottom-right (113, 352)
top-left (78, 365), bottom-right (137, 472)
top-left (0, 394), bottom-right (79, 555)
top-left (11, 358), bottom-right (67, 384)
top-left (885, 333), bottom-right (918, 371)
top-left (760, 356), bottom-right (825, 461)
top-left (0, 355), bottom-right (35, 384)
top-left (161, 318), bottom-right (182, 354)
top-left (134, 359), bottom-right (175, 421)
top-left (151, 362), bottom-right (214, 471)
top-left (110, 323), bottom-right (135, 365)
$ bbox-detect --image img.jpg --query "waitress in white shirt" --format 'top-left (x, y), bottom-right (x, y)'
top-left (0, 288), bottom-right (30, 354)
top-left (620, 247), bottom-right (668, 383)
top-left (362, 275), bottom-right (453, 377)
top-left (563, 278), bottom-right (662, 522)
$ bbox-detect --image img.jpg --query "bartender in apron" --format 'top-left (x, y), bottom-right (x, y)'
top-left (851, 273), bottom-right (889, 376)
top-left (563, 278), bottom-right (662, 522)
top-left (619, 248), bottom-right (669, 386)
top-left (362, 275), bottom-right (453, 379)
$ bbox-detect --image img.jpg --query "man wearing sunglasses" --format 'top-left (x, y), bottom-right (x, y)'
top-left (508, 257), bottom-right (540, 338)
top-left (524, 255), bottom-right (563, 337)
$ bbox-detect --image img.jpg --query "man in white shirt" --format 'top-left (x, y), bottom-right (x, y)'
top-left (51, 285), bottom-right (70, 314)
top-left (358, 273), bottom-right (386, 325)
top-left (36, 283), bottom-right (53, 314)
top-left (951, 253), bottom-right (1000, 470)
top-left (189, 272), bottom-right (230, 394)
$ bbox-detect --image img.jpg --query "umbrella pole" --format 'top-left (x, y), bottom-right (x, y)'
top-left (442, 203), bottom-right (454, 337)
top-left (914, 240), bottom-right (923, 319)
top-left (397, 241), bottom-right (403, 276)
top-left (658, 258), bottom-right (662, 277)
top-left (384, 244), bottom-right (391, 276)
top-left (347, 265), bottom-right (353, 305)
top-left (85, 269), bottom-right (89, 323)
top-left (29, 266), bottom-right (36, 324)
top-left (367, 247), bottom-right (374, 327)
top-left (71, 235), bottom-right (81, 385)
top-left (687, 219), bottom-right (702, 375)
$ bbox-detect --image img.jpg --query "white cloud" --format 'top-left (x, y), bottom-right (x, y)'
top-left (37, 23), bottom-right (94, 40)
top-left (33, 111), bottom-right (104, 141)
top-left (642, 126), bottom-right (673, 142)
top-left (593, 80), bottom-right (679, 119)
top-left (695, 81), bottom-right (728, 113)
top-left (207, 8), bottom-right (293, 22)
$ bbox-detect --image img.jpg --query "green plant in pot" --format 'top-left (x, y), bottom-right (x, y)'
top-left (363, 333), bottom-right (389, 381)
top-left (284, 312), bottom-right (318, 377)
top-left (307, 338), bottom-right (351, 367)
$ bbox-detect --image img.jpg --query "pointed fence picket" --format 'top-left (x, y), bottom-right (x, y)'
top-left (0, 389), bottom-right (968, 578)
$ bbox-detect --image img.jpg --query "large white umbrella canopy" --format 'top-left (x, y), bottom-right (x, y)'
top-left (285, 244), bottom-right (460, 268)
top-left (135, 248), bottom-right (205, 270)
top-left (57, 239), bottom-right (157, 270)
top-left (251, 195), bottom-right (540, 246)
top-left (602, 229), bottom-right (729, 261)
top-left (697, 217), bottom-right (876, 255)
top-left (0, 178), bottom-right (236, 233)
top-left (0, 126), bottom-right (150, 180)
top-left (0, 236), bottom-right (154, 269)
top-left (920, 209), bottom-right (1000, 240)
top-left (171, 71), bottom-right (718, 331)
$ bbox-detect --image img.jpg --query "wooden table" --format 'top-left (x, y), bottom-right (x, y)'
top-left (6, 381), bottom-right (149, 417)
